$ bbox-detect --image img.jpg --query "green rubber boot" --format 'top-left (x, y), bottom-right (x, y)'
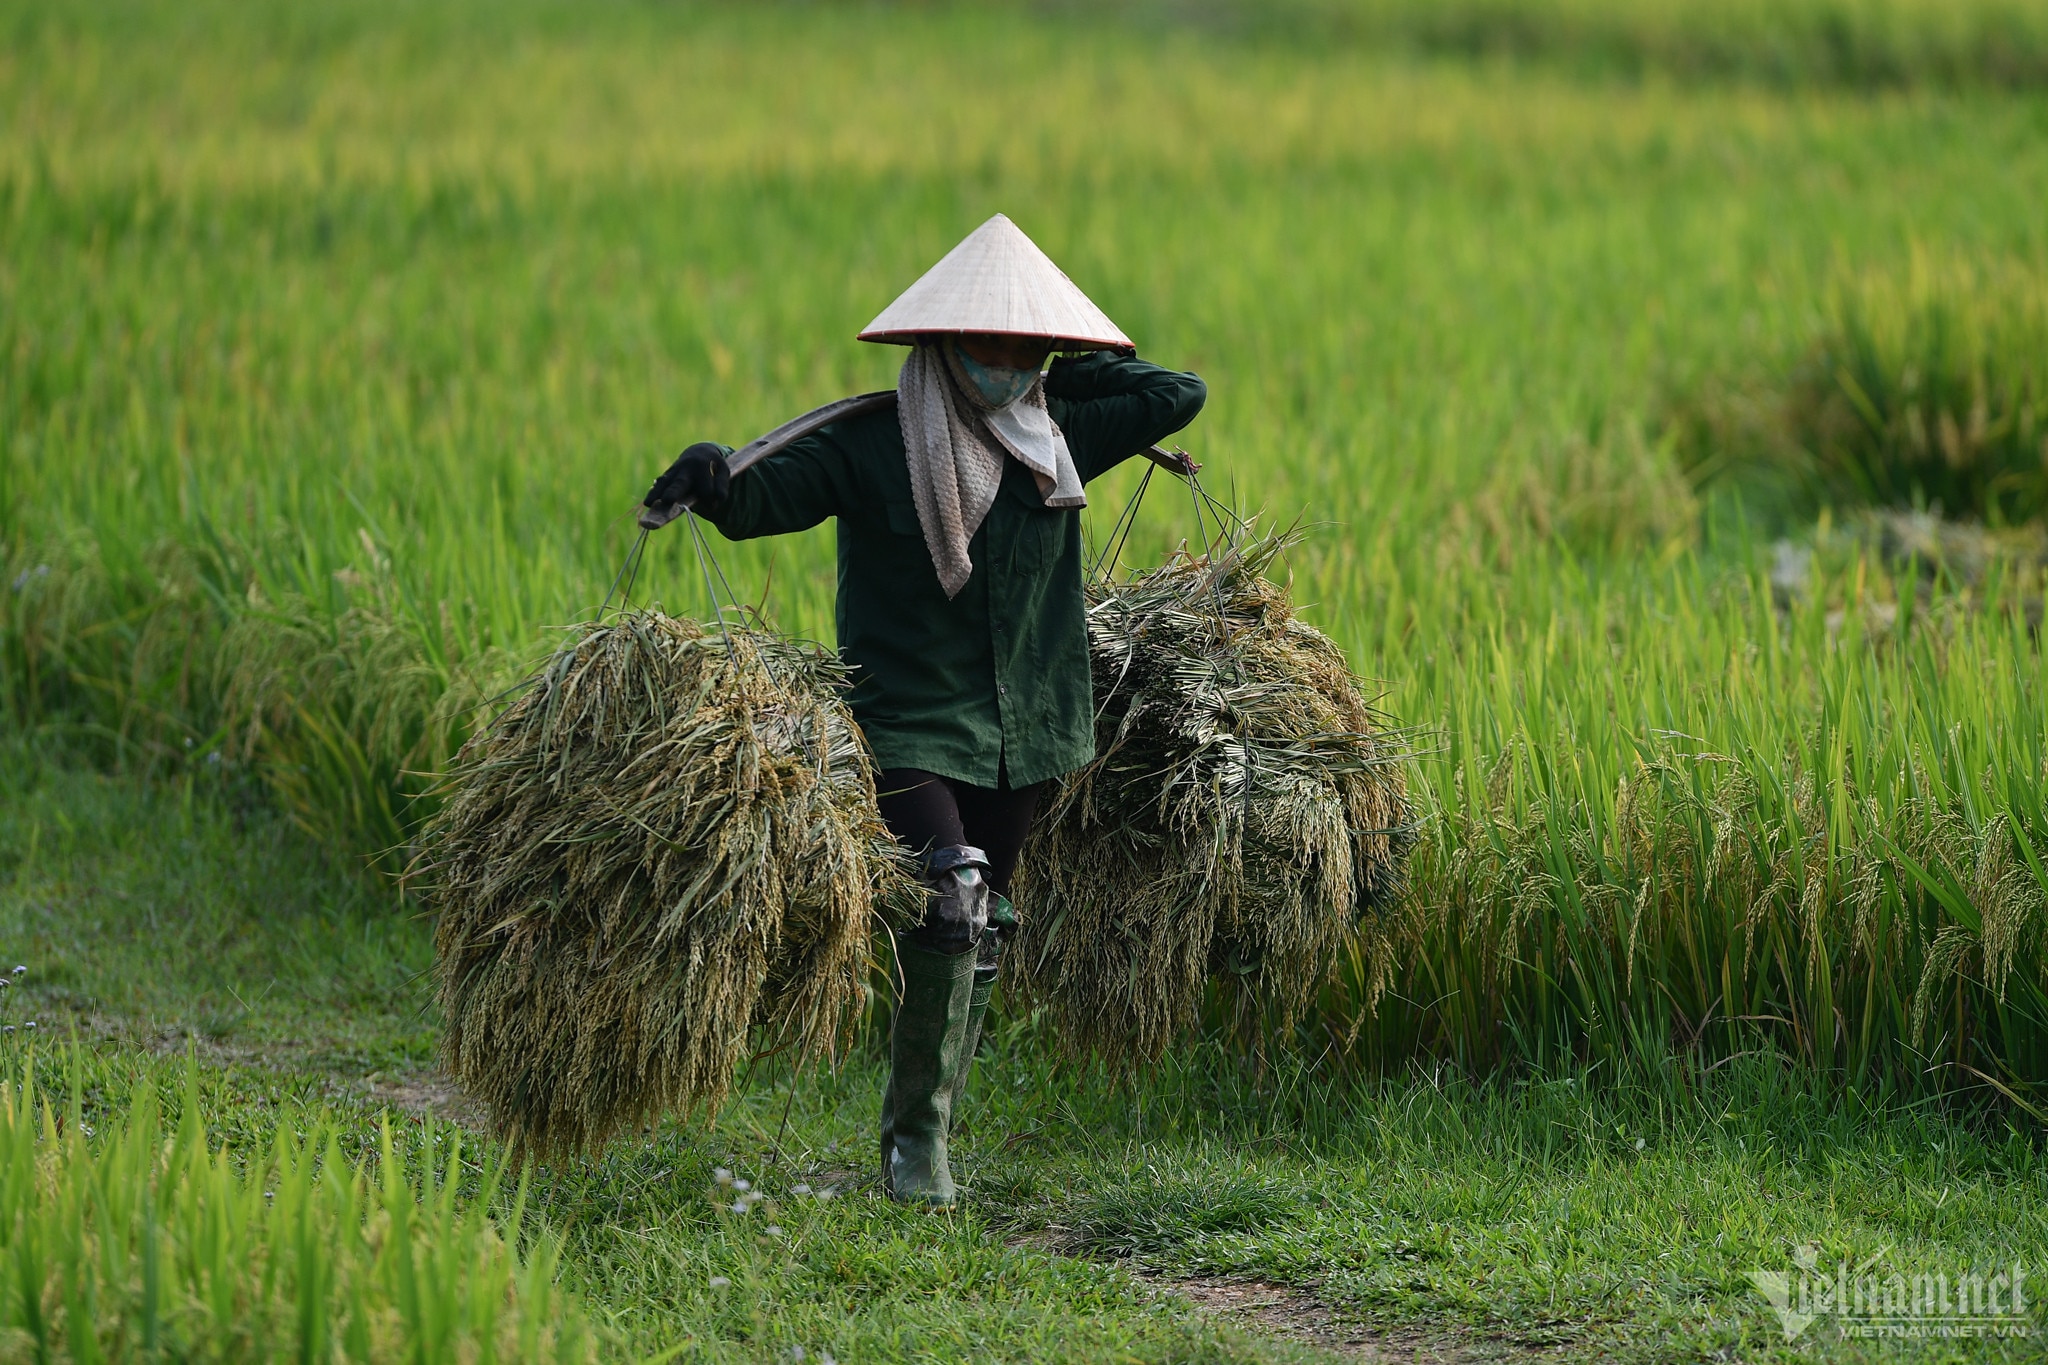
top-left (950, 893), bottom-right (1015, 1109)
top-left (879, 941), bottom-right (977, 1208)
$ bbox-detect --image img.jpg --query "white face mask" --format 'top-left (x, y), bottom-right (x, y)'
top-left (945, 338), bottom-right (1039, 409)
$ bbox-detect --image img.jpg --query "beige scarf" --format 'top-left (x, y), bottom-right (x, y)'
top-left (896, 342), bottom-right (1086, 599)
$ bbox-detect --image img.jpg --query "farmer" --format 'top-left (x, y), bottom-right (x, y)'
top-left (643, 214), bottom-right (1205, 1208)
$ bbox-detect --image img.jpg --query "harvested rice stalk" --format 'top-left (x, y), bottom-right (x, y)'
top-left (1014, 532), bottom-right (1416, 1063)
top-left (422, 611), bottom-right (916, 1159)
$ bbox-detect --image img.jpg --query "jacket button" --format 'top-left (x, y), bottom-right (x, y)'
top-left (999, 684), bottom-right (1008, 695)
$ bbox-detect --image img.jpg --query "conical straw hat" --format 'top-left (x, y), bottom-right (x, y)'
top-left (858, 214), bottom-right (1133, 349)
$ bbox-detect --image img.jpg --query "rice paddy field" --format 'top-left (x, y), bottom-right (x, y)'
top-left (6, 0), bottom-right (2048, 1359)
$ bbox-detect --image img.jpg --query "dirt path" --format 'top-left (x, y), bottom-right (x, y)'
top-left (106, 1012), bottom-right (490, 1128)
top-left (357, 1071), bottom-right (483, 1126)
top-left (1142, 1271), bottom-right (1567, 1363)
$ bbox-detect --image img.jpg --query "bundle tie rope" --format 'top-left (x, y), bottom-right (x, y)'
top-left (683, 510), bottom-right (745, 667)
top-left (1091, 449), bottom-right (1246, 643)
top-left (598, 528), bottom-right (651, 620)
top-left (599, 512), bottom-right (751, 670)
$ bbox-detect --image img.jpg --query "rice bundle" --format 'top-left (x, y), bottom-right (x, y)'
top-left (422, 611), bottom-right (915, 1159)
top-left (1013, 532), bottom-right (1416, 1063)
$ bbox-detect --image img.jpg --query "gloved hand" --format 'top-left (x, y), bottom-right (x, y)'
top-left (644, 442), bottom-right (731, 516)
top-left (916, 845), bottom-right (991, 956)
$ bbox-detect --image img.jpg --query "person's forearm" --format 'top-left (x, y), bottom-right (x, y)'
top-left (1055, 353), bottom-right (1208, 482)
top-left (699, 440), bottom-right (843, 540)
top-left (1043, 350), bottom-right (1176, 402)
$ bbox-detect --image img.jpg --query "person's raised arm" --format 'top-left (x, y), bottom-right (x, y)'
top-left (643, 428), bottom-right (859, 540)
top-left (1044, 351), bottom-right (1206, 483)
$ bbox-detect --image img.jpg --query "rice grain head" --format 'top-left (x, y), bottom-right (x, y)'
top-left (1015, 531), bottom-right (1417, 1064)
top-left (422, 611), bottom-right (916, 1160)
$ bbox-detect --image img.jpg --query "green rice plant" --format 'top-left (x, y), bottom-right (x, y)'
top-left (219, 543), bottom-right (531, 873)
top-left (1205, 0), bottom-right (2048, 90)
top-left (1787, 258), bottom-right (2048, 525)
top-left (0, 534), bottom-right (226, 766)
top-left (0, 1057), bottom-right (594, 1362)
top-left (1677, 256), bottom-right (2048, 527)
top-left (424, 611), bottom-right (918, 1159)
top-left (0, 528), bottom-right (516, 873)
top-left (1327, 548), bottom-right (2048, 1095)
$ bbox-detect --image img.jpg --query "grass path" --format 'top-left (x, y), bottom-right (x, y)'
top-left (3, 744), bottom-right (2044, 1362)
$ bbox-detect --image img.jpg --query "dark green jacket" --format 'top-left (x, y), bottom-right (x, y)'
top-left (704, 352), bottom-right (1206, 788)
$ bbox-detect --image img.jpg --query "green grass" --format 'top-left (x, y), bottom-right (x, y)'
top-left (1237, 0), bottom-right (2048, 89)
top-left (0, 744), bottom-right (433, 1076)
top-left (5, 754), bottom-right (2046, 1360)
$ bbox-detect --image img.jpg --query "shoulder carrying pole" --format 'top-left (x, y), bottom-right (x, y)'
top-left (638, 392), bottom-right (1195, 531)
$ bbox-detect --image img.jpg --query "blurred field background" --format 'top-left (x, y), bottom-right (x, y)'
top-left (7, 0), bottom-right (2048, 1357)
top-left (9, 0), bottom-right (2048, 1095)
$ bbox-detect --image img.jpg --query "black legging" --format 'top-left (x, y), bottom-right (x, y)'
top-left (876, 768), bottom-right (1044, 902)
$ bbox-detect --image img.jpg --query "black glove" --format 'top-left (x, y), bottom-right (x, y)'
top-left (644, 442), bottom-right (731, 516)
